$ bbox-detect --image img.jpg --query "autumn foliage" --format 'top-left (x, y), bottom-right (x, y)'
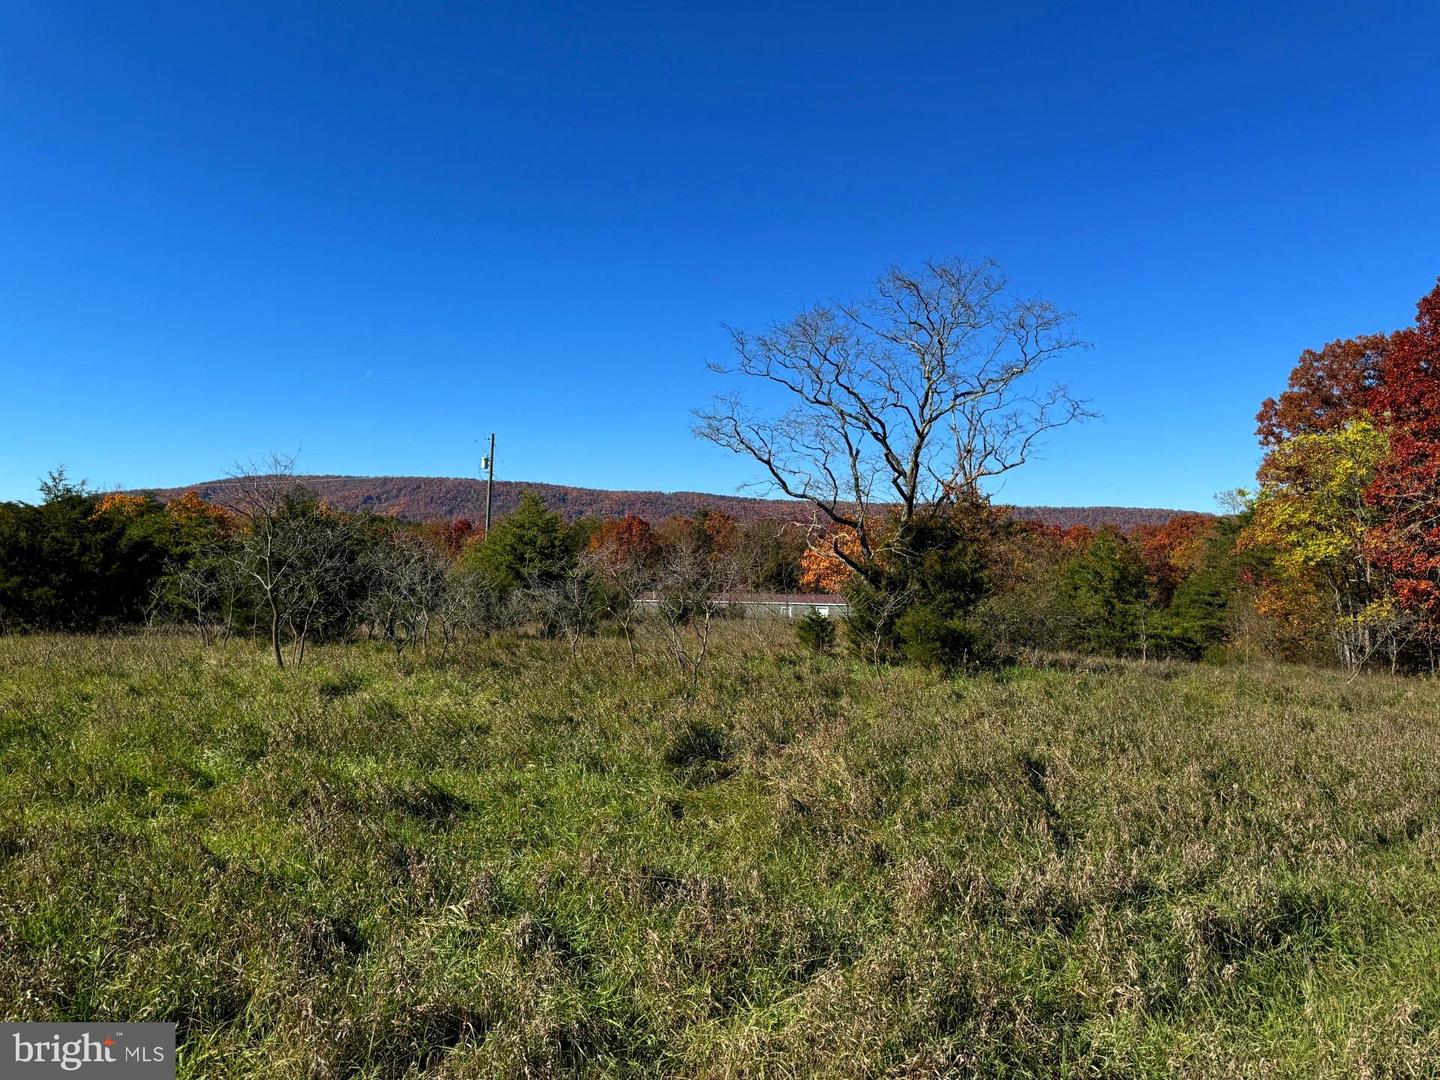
top-left (797, 528), bottom-right (861, 593)
top-left (1131, 513), bottom-right (1215, 605)
top-left (166, 490), bottom-right (232, 532)
top-left (420, 517), bottom-right (479, 556)
top-left (1255, 333), bottom-right (1388, 446)
top-left (589, 514), bottom-right (661, 569)
top-left (1239, 277), bottom-right (1440, 670)
top-left (1366, 280), bottom-right (1440, 622)
top-left (11, 277), bottom-right (1440, 677)
top-left (93, 492), bottom-right (151, 518)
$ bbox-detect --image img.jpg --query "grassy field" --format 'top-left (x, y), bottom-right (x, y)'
top-left (1, 630), bottom-right (1439, 1078)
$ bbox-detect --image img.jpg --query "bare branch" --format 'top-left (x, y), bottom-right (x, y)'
top-left (696, 258), bottom-right (1092, 578)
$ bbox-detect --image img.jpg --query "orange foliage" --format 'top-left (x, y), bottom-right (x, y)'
top-left (798, 529), bottom-right (860, 593)
top-left (93, 493), bottom-right (149, 518)
top-left (1255, 333), bottom-right (1388, 447)
top-left (165, 490), bottom-right (230, 529)
top-left (1025, 521), bottom-right (1094, 550)
top-left (700, 509), bottom-right (739, 555)
top-left (420, 518), bottom-right (478, 556)
top-left (1251, 578), bottom-right (1330, 660)
top-left (1132, 513), bottom-right (1215, 603)
top-left (589, 514), bottom-right (660, 568)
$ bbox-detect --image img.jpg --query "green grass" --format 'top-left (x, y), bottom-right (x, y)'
top-left (1, 629), bottom-right (1439, 1077)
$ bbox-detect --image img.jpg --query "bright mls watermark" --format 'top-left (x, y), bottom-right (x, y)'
top-left (1, 1024), bottom-right (174, 1078)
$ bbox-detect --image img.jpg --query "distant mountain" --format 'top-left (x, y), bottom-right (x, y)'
top-left (138, 474), bottom-right (1203, 531)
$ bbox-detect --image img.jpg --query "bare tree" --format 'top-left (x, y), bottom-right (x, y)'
top-left (437, 572), bottom-right (503, 653)
top-left (653, 535), bottom-right (743, 691)
top-left (524, 562), bottom-right (605, 656)
top-left (581, 546), bottom-right (653, 661)
top-left (214, 454), bottom-right (359, 668)
top-left (150, 557), bottom-right (228, 644)
top-left (364, 532), bottom-right (450, 656)
top-left (696, 258), bottom-right (1090, 583)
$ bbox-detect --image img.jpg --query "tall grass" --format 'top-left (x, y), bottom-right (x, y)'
top-left (1, 629), bottom-right (1438, 1077)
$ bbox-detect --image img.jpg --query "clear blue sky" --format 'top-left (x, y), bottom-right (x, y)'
top-left (3, 2), bottom-right (1438, 509)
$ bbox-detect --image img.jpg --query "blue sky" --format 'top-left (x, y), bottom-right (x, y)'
top-left (3, 2), bottom-right (1438, 509)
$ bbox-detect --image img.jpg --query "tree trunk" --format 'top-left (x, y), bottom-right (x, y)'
top-left (270, 601), bottom-right (285, 669)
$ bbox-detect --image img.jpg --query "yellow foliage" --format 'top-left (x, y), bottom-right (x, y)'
top-left (92, 493), bottom-right (149, 518)
top-left (1244, 420), bottom-right (1387, 579)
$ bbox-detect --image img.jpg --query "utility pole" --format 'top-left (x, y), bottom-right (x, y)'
top-left (482, 432), bottom-right (495, 536)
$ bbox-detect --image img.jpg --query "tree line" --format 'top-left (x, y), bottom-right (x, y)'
top-left (695, 258), bottom-right (1440, 674)
top-left (0, 455), bottom-right (1241, 671)
top-left (4, 259), bottom-right (1438, 677)
top-left (0, 456), bottom-right (812, 680)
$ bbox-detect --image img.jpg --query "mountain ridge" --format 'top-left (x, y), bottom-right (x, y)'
top-left (137, 474), bottom-right (1206, 531)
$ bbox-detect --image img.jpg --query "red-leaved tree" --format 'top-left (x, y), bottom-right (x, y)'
top-left (1132, 513), bottom-right (1215, 607)
top-left (589, 515), bottom-right (660, 569)
top-left (1367, 281), bottom-right (1440, 628)
top-left (1256, 333), bottom-right (1389, 447)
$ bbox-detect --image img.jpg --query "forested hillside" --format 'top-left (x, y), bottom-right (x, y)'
top-left (139, 474), bottom-right (1194, 531)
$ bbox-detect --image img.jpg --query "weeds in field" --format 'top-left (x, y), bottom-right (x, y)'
top-left (0, 628), bottom-right (1438, 1077)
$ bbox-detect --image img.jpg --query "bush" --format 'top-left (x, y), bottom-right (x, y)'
top-left (843, 504), bottom-right (1006, 666)
top-left (795, 610), bottom-right (837, 654)
top-left (895, 604), bottom-right (979, 672)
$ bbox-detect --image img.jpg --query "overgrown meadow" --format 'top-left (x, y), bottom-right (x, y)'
top-left (2, 628), bottom-right (1439, 1077)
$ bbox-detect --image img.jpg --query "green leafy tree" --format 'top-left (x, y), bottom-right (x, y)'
top-left (845, 502), bottom-right (1003, 669)
top-left (1057, 529), bottom-right (1150, 656)
top-left (459, 492), bottom-right (576, 591)
top-left (795, 609), bottom-right (837, 654)
top-left (1161, 515), bottom-right (1264, 661)
top-left (0, 470), bottom-right (173, 631)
